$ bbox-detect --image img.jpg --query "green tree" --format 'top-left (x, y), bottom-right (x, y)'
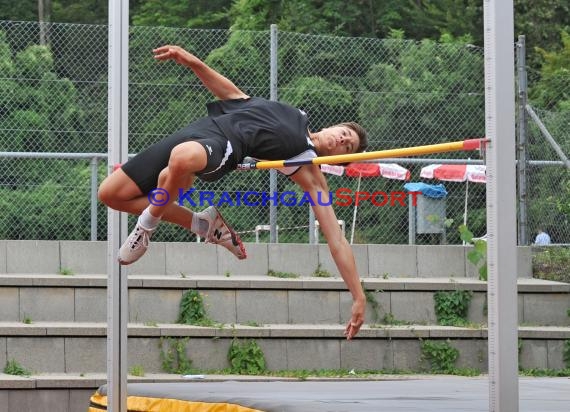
top-left (205, 30), bottom-right (270, 97)
top-left (0, 161), bottom-right (97, 239)
top-left (401, 0), bottom-right (483, 44)
top-left (280, 76), bottom-right (353, 131)
top-left (359, 34), bottom-right (484, 150)
top-left (0, 40), bottom-right (86, 153)
top-left (530, 30), bottom-right (570, 111)
top-left (131, 0), bottom-right (229, 28)
top-left (514, 0), bottom-right (570, 69)
top-left (0, 0), bottom-right (38, 21)
top-left (52, 0), bottom-right (107, 24)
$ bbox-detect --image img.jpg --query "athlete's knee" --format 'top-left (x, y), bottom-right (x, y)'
top-left (97, 178), bottom-right (116, 207)
top-left (98, 170), bottom-right (142, 210)
top-left (168, 143), bottom-right (206, 174)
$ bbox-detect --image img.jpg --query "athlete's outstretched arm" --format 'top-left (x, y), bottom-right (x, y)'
top-left (153, 45), bottom-right (249, 101)
top-left (290, 165), bottom-right (366, 339)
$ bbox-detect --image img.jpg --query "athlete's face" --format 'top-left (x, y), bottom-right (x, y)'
top-left (318, 125), bottom-right (360, 156)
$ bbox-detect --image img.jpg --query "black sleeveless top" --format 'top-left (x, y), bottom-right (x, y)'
top-left (206, 97), bottom-right (316, 162)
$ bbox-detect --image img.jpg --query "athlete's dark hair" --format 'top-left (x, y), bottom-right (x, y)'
top-left (335, 122), bottom-right (368, 153)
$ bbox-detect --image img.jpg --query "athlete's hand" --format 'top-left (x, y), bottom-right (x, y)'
top-left (152, 45), bottom-right (201, 68)
top-left (344, 296), bottom-right (365, 340)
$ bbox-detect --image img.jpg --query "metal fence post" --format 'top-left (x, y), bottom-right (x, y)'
top-left (90, 156), bottom-right (99, 241)
top-left (516, 35), bottom-right (529, 245)
top-left (309, 208), bottom-right (316, 244)
top-left (269, 24), bottom-right (278, 243)
top-left (107, 1), bottom-right (130, 410)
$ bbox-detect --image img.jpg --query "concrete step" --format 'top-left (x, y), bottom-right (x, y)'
top-left (1, 275), bottom-right (568, 326)
top-left (0, 240), bottom-right (534, 278)
top-left (1, 322), bottom-right (569, 375)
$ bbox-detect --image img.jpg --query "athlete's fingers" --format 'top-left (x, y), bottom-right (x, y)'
top-left (153, 45), bottom-right (178, 60)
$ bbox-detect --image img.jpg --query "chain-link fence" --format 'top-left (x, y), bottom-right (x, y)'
top-left (524, 56), bottom-right (570, 245)
top-left (0, 21), bottom-right (568, 245)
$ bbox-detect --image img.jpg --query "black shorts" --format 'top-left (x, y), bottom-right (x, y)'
top-left (121, 117), bottom-right (237, 194)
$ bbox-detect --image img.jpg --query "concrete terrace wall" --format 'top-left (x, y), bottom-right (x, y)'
top-left (0, 240), bottom-right (533, 278)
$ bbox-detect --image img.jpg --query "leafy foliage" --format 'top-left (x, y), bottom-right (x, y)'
top-left (4, 359), bottom-right (31, 376)
top-left (267, 269), bottom-right (299, 278)
top-left (564, 340), bottom-right (570, 369)
top-left (228, 339), bottom-right (266, 375)
top-left (531, 30), bottom-right (570, 110)
top-left (420, 340), bottom-right (459, 373)
top-left (177, 290), bottom-right (214, 326)
top-left (459, 224), bottom-right (487, 281)
top-left (312, 264), bottom-right (332, 278)
top-left (159, 337), bottom-right (193, 374)
top-left (533, 247), bottom-right (570, 283)
top-left (434, 290), bottom-right (473, 326)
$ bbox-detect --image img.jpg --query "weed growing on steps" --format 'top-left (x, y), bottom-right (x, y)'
top-left (177, 289), bottom-right (215, 326)
top-left (564, 340), bottom-right (570, 369)
top-left (59, 267), bottom-right (74, 276)
top-left (129, 365), bottom-right (145, 377)
top-left (159, 337), bottom-right (193, 375)
top-left (434, 290), bottom-right (473, 326)
top-left (533, 247), bottom-right (570, 283)
top-left (361, 281), bottom-right (383, 323)
top-left (420, 340), bottom-right (459, 374)
top-left (228, 339), bottom-right (266, 375)
top-left (459, 224), bottom-right (487, 281)
top-left (4, 359), bottom-right (31, 376)
top-left (313, 264), bottom-right (332, 277)
top-left (267, 269), bottom-right (299, 278)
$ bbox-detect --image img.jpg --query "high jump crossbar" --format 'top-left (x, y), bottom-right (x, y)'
top-left (237, 138), bottom-right (488, 170)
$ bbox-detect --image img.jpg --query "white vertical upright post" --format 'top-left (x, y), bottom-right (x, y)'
top-left (483, 1), bottom-right (519, 411)
top-left (269, 24), bottom-right (278, 242)
top-left (107, 0), bottom-right (129, 411)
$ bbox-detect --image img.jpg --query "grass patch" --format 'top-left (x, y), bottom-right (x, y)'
top-left (129, 365), bottom-right (145, 377)
top-left (380, 313), bottom-right (415, 326)
top-left (267, 269), bottom-right (299, 278)
top-left (4, 359), bottom-right (31, 376)
top-left (312, 264), bottom-right (332, 278)
top-left (59, 267), bottom-right (74, 276)
top-left (533, 247), bottom-right (570, 283)
top-left (519, 368), bottom-right (570, 377)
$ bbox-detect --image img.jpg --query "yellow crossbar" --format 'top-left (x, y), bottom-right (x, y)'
top-left (239, 138), bottom-right (485, 170)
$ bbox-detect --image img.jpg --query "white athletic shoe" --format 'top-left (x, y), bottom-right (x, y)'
top-left (199, 206), bottom-right (247, 260)
top-left (118, 223), bottom-right (155, 265)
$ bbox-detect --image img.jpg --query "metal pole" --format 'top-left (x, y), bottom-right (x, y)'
top-left (484, 1), bottom-right (519, 410)
top-left (269, 24), bottom-right (278, 243)
top-left (350, 174), bottom-right (362, 244)
top-left (90, 157), bottom-right (98, 241)
top-left (309, 208), bottom-right (316, 244)
top-left (408, 198), bottom-right (415, 245)
top-left (526, 105), bottom-right (570, 170)
top-left (107, 0), bottom-right (129, 410)
top-left (516, 36), bottom-right (529, 245)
